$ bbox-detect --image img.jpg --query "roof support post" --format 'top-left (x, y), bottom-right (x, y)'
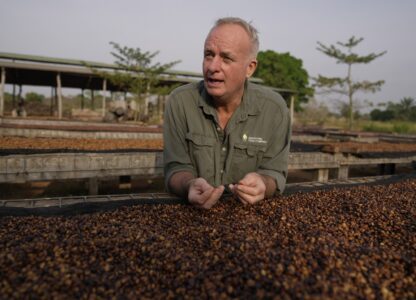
top-left (56, 72), bottom-right (63, 119)
top-left (290, 94), bottom-right (295, 126)
top-left (91, 89), bottom-right (95, 110)
top-left (12, 84), bottom-right (16, 108)
top-left (0, 67), bottom-right (5, 117)
top-left (144, 82), bottom-right (150, 117)
top-left (102, 79), bottom-right (107, 117)
top-left (50, 87), bottom-right (54, 116)
top-left (81, 89), bottom-right (85, 110)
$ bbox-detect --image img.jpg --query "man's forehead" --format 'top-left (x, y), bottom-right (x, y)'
top-left (205, 26), bottom-right (249, 50)
top-left (209, 23), bottom-right (248, 35)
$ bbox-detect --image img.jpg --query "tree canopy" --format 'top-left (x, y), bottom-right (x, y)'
top-left (253, 50), bottom-right (313, 111)
top-left (89, 42), bottom-right (180, 121)
top-left (370, 97), bottom-right (416, 122)
top-left (314, 36), bottom-right (386, 129)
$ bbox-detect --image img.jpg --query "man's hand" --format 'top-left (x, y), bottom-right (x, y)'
top-left (187, 178), bottom-right (225, 209)
top-left (230, 172), bottom-right (275, 205)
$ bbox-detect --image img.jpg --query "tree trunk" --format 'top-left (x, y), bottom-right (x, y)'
top-left (347, 63), bottom-right (353, 130)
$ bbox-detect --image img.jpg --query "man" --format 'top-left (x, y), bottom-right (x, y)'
top-left (163, 17), bottom-right (291, 209)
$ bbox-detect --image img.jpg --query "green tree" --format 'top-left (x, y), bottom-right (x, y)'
top-left (91, 42), bottom-right (180, 121)
top-left (370, 108), bottom-right (395, 121)
top-left (314, 36), bottom-right (386, 129)
top-left (254, 50), bottom-right (313, 111)
top-left (25, 92), bottom-right (45, 103)
top-left (386, 97), bottom-right (415, 121)
top-left (395, 97), bottom-right (415, 120)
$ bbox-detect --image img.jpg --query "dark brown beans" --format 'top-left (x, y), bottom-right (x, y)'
top-left (0, 180), bottom-right (415, 299)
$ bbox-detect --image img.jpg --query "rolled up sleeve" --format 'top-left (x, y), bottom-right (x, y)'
top-left (257, 105), bottom-right (291, 194)
top-left (163, 94), bottom-right (197, 191)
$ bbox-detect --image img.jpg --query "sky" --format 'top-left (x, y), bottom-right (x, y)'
top-left (1, 0), bottom-right (415, 112)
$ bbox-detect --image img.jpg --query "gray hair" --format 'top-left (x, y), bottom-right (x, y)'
top-left (213, 17), bottom-right (259, 58)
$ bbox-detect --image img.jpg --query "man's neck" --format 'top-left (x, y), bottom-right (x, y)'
top-left (214, 93), bottom-right (243, 129)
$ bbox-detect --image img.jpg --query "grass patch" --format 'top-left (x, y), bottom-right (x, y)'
top-left (362, 121), bottom-right (416, 134)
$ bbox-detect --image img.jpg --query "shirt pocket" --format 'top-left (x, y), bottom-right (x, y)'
top-left (186, 133), bottom-right (216, 182)
top-left (231, 143), bottom-right (266, 181)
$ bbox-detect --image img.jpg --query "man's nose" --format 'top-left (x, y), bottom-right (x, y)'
top-left (208, 56), bottom-right (221, 72)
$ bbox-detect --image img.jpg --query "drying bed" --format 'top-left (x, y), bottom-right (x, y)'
top-left (2, 137), bottom-right (416, 156)
top-left (0, 137), bottom-right (163, 155)
top-left (1, 179), bottom-right (414, 299)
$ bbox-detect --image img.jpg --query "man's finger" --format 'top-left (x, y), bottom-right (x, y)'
top-left (188, 179), bottom-right (214, 206)
top-left (233, 184), bottom-right (263, 205)
top-left (235, 183), bottom-right (258, 196)
top-left (201, 185), bottom-right (224, 209)
top-left (237, 190), bottom-right (261, 204)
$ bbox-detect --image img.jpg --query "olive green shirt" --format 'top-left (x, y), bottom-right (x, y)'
top-left (163, 80), bottom-right (291, 194)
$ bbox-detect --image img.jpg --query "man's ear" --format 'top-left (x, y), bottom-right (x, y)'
top-left (246, 59), bottom-right (257, 78)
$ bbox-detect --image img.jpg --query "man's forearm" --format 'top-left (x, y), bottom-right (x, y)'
top-left (259, 174), bottom-right (277, 198)
top-left (168, 171), bottom-right (195, 198)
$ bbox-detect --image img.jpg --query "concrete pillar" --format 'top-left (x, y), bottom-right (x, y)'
top-left (144, 82), bottom-right (150, 116)
top-left (12, 83), bottom-right (16, 107)
top-left (102, 79), bottom-right (107, 117)
top-left (337, 165), bottom-right (349, 180)
top-left (91, 89), bottom-right (95, 110)
top-left (88, 177), bottom-right (99, 195)
top-left (50, 87), bottom-right (54, 116)
top-left (56, 73), bottom-right (63, 119)
top-left (316, 168), bottom-right (329, 182)
top-left (0, 67), bottom-right (5, 116)
top-left (290, 95), bottom-right (295, 125)
top-left (81, 89), bottom-right (85, 110)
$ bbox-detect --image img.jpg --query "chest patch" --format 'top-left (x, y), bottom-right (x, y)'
top-left (243, 134), bottom-right (267, 144)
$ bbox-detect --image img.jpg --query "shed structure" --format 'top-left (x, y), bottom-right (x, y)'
top-left (0, 52), bottom-right (295, 119)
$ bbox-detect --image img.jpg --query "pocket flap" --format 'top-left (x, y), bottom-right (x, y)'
top-left (234, 143), bottom-right (266, 156)
top-left (186, 132), bottom-right (216, 146)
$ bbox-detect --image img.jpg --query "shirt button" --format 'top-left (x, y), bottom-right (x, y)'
top-left (222, 147), bottom-right (226, 152)
top-left (220, 169), bottom-right (224, 174)
top-left (216, 127), bottom-right (221, 132)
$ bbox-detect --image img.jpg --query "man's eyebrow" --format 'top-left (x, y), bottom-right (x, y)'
top-left (220, 51), bottom-right (234, 58)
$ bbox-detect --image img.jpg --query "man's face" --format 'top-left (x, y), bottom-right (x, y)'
top-left (203, 24), bottom-right (257, 102)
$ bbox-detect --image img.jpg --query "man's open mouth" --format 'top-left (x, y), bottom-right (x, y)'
top-left (207, 78), bottom-right (224, 84)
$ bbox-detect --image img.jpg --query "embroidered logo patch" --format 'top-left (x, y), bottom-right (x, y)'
top-left (248, 136), bottom-right (267, 144)
top-left (242, 133), bottom-right (267, 144)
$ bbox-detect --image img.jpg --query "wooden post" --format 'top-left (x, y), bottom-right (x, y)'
top-left (102, 79), bottom-right (107, 117)
top-left (12, 84), bottom-right (16, 108)
top-left (54, 87), bottom-right (58, 115)
top-left (0, 67), bottom-right (5, 117)
top-left (91, 89), bottom-right (95, 110)
top-left (337, 165), bottom-right (349, 180)
top-left (144, 82), bottom-right (150, 116)
top-left (88, 177), bottom-right (99, 195)
top-left (50, 87), bottom-right (55, 116)
top-left (290, 95), bottom-right (295, 126)
top-left (81, 89), bottom-right (85, 110)
top-left (316, 168), bottom-right (329, 182)
top-left (18, 85), bottom-right (25, 117)
top-left (56, 73), bottom-right (63, 119)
